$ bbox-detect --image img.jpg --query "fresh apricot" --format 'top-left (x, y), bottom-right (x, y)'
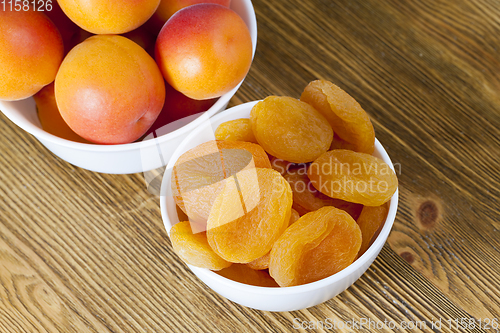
top-left (64, 29), bottom-right (94, 55)
top-left (155, 4), bottom-right (252, 100)
top-left (55, 35), bottom-right (165, 144)
top-left (143, 82), bottom-right (217, 138)
top-left (122, 25), bottom-right (157, 57)
top-left (57, 0), bottom-right (160, 34)
top-left (0, 11), bottom-right (64, 101)
top-left (34, 83), bottom-right (89, 143)
top-left (44, 0), bottom-right (80, 53)
top-left (148, 0), bottom-right (231, 34)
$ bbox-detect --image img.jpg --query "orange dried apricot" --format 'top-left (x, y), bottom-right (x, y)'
top-left (270, 156), bottom-right (310, 176)
top-left (245, 252), bottom-right (270, 271)
top-left (283, 170), bottom-right (363, 220)
top-left (170, 221), bottom-right (231, 271)
top-left (269, 206), bottom-right (361, 287)
top-left (356, 203), bottom-right (389, 257)
top-left (171, 140), bottom-right (271, 228)
top-left (169, 79), bottom-right (397, 289)
top-left (250, 96), bottom-right (333, 163)
top-left (301, 80), bottom-right (375, 154)
top-left (207, 168), bottom-right (292, 263)
top-left (289, 208), bottom-right (301, 225)
top-left (219, 140), bottom-right (272, 176)
top-left (330, 133), bottom-right (358, 151)
top-left (308, 150), bottom-right (397, 206)
top-left (216, 264), bottom-right (279, 287)
top-left (246, 208), bottom-right (300, 270)
top-left (214, 118), bottom-right (258, 143)
top-left (176, 204), bottom-right (189, 221)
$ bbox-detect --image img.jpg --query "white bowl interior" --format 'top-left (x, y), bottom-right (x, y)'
top-left (160, 101), bottom-right (399, 311)
top-left (0, 0), bottom-right (257, 174)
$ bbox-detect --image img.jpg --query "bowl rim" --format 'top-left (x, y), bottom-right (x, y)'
top-left (0, 0), bottom-right (258, 153)
top-left (160, 100), bottom-right (399, 295)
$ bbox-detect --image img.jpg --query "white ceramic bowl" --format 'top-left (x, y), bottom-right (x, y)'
top-left (0, 0), bottom-right (257, 174)
top-left (160, 101), bottom-right (399, 312)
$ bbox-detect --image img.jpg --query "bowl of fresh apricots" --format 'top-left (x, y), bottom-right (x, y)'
top-left (0, 0), bottom-right (257, 174)
top-left (161, 80), bottom-right (399, 311)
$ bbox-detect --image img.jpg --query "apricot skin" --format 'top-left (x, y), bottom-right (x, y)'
top-left (148, 0), bottom-right (231, 34)
top-left (55, 35), bottom-right (165, 144)
top-left (143, 82), bottom-right (217, 138)
top-left (0, 11), bottom-right (64, 101)
top-left (44, 0), bottom-right (80, 53)
top-left (155, 4), bottom-right (253, 100)
top-left (34, 83), bottom-right (89, 143)
top-left (57, 0), bottom-right (160, 34)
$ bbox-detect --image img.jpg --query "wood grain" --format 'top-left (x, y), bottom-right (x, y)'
top-left (1, 0), bottom-right (500, 332)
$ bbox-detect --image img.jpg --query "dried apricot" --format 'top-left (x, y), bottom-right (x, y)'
top-left (308, 150), bottom-right (397, 206)
top-left (176, 204), bottom-right (189, 221)
top-left (170, 221), bottom-right (232, 271)
top-left (289, 208), bottom-right (301, 225)
top-left (330, 133), bottom-right (358, 151)
top-left (283, 170), bottom-right (363, 220)
top-left (215, 118), bottom-right (258, 143)
top-left (301, 80), bottom-right (375, 154)
top-left (270, 156), bottom-right (309, 176)
top-left (269, 206), bottom-right (362, 287)
top-left (356, 203), bottom-right (389, 257)
top-left (207, 168), bottom-right (292, 263)
top-left (171, 140), bottom-right (271, 229)
top-left (246, 252), bottom-right (270, 271)
top-left (219, 140), bottom-right (272, 176)
top-left (216, 264), bottom-right (279, 287)
top-left (250, 96), bottom-right (333, 163)
top-left (246, 208), bottom-right (300, 270)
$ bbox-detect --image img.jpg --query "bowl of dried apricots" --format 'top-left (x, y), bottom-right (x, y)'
top-left (160, 80), bottom-right (399, 312)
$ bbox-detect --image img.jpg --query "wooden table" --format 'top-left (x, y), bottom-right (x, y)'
top-left (1, 0), bottom-right (500, 332)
